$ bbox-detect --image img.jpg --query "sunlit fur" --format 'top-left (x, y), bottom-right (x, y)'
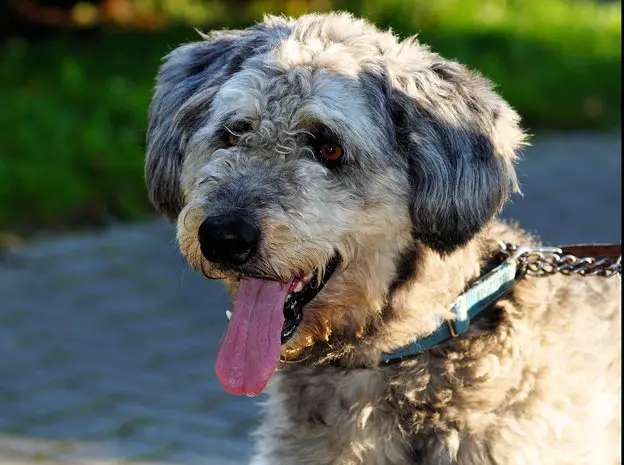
top-left (146, 13), bottom-right (621, 464)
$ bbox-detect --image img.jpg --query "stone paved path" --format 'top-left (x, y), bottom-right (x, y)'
top-left (0, 133), bottom-right (620, 464)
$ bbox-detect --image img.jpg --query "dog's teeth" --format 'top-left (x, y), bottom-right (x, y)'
top-left (226, 310), bottom-right (232, 320)
top-left (294, 282), bottom-right (304, 293)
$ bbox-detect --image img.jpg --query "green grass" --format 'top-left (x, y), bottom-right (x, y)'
top-left (0, 30), bottom-right (192, 232)
top-left (0, 0), bottom-right (620, 233)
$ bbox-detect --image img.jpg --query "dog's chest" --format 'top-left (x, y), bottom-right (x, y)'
top-left (256, 368), bottom-right (461, 464)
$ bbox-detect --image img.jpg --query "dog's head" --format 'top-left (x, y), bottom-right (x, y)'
top-left (146, 13), bottom-right (525, 396)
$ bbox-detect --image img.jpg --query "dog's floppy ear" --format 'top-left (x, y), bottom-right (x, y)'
top-left (388, 59), bottom-right (526, 254)
top-left (145, 21), bottom-right (291, 220)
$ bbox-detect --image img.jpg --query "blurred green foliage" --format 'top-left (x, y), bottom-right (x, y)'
top-left (346, 0), bottom-right (621, 130)
top-left (0, 0), bottom-right (620, 233)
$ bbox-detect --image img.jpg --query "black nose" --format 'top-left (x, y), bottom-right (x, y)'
top-left (198, 214), bottom-right (260, 266)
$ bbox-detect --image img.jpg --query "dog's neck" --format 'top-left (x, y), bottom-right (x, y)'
top-left (282, 229), bottom-right (500, 369)
top-left (378, 238), bottom-right (488, 351)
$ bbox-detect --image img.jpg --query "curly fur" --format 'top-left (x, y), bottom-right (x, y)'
top-left (251, 222), bottom-right (621, 465)
top-left (145, 12), bottom-right (621, 464)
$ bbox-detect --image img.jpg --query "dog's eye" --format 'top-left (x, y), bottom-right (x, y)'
top-left (320, 143), bottom-right (343, 162)
top-left (224, 132), bottom-right (237, 147)
top-left (221, 121), bottom-right (251, 148)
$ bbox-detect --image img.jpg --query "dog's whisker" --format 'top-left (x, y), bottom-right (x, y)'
top-left (182, 208), bottom-right (195, 234)
top-left (280, 352), bottom-right (315, 365)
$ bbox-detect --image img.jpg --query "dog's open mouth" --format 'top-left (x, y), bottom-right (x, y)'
top-left (281, 254), bottom-right (341, 344)
top-left (215, 254), bottom-right (341, 396)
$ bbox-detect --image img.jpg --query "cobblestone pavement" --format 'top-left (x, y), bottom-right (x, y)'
top-left (0, 133), bottom-right (620, 464)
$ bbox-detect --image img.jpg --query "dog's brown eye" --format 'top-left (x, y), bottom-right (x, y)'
top-left (320, 143), bottom-right (343, 162)
top-left (226, 132), bottom-right (237, 147)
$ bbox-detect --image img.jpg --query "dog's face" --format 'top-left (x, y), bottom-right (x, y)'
top-left (146, 13), bottom-right (525, 396)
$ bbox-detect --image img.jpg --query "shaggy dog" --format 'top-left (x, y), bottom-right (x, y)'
top-left (145, 13), bottom-right (621, 464)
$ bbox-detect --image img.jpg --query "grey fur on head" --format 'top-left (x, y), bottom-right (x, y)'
top-left (145, 12), bottom-right (525, 253)
top-left (145, 21), bottom-right (292, 221)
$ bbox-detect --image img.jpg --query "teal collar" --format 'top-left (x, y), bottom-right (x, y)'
top-left (381, 253), bottom-right (520, 364)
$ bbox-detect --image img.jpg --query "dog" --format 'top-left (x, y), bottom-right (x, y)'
top-left (145, 12), bottom-right (621, 464)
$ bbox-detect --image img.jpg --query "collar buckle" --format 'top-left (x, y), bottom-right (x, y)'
top-left (446, 319), bottom-right (459, 338)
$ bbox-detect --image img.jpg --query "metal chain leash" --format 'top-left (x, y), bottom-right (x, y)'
top-left (498, 242), bottom-right (622, 278)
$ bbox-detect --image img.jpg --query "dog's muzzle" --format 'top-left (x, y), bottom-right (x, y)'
top-left (198, 210), bottom-right (341, 396)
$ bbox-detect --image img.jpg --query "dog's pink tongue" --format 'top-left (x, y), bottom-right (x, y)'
top-left (215, 278), bottom-right (289, 396)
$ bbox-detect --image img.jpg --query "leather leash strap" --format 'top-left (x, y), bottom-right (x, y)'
top-left (559, 244), bottom-right (621, 259)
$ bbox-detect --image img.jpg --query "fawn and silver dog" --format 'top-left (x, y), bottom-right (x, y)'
top-left (145, 13), bottom-right (621, 464)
